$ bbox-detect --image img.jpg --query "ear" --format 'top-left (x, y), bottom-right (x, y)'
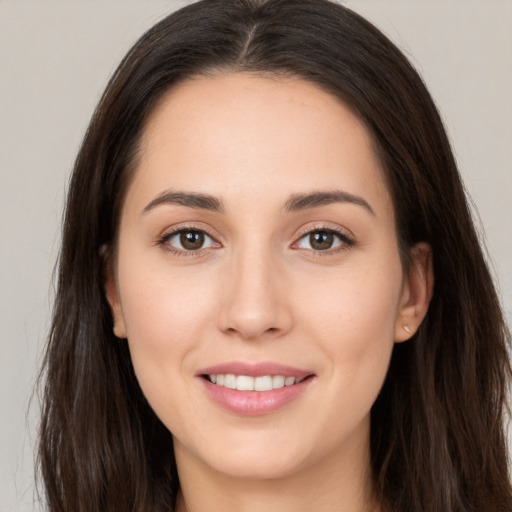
top-left (395, 242), bottom-right (434, 342)
top-left (102, 246), bottom-right (127, 339)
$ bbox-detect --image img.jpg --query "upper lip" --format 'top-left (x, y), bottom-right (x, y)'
top-left (196, 361), bottom-right (314, 379)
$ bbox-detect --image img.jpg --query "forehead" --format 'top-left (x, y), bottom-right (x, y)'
top-left (127, 72), bottom-right (393, 219)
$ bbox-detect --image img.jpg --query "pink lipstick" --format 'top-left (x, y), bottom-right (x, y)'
top-left (196, 362), bottom-right (315, 416)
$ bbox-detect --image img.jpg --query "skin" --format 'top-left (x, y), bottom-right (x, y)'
top-left (105, 73), bottom-right (433, 512)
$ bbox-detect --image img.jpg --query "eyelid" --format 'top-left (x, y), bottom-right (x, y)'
top-left (155, 221), bottom-right (355, 256)
top-left (291, 223), bottom-right (355, 252)
top-left (294, 221), bottom-right (354, 239)
top-left (157, 223), bottom-right (222, 256)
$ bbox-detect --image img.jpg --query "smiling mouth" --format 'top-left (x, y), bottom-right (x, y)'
top-left (203, 374), bottom-right (312, 391)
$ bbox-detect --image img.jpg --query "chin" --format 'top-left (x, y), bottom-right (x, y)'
top-left (208, 452), bottom-right (307, 481)
top-left (176, 428), bottom-right (312, 481)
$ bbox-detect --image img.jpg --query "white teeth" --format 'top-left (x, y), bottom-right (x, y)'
top-left (272, 375), bottom-right (285, 389)
top-left (224, 374), bottom-right (237, 389)
top-left (254, 375), bottom-right (273, 391)
top-left (285, 376), bottom-right (295, 386)
top-left (208, 374), bottom-right (306, 391)
top-left (236, 375), bottom-right (254, 391)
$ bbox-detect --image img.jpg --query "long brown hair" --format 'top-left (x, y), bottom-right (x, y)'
top-left (38, 0), bottom-right (512, 510)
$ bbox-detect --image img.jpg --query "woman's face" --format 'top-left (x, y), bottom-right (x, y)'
top-left (106, 73), bottom-right (425, 481)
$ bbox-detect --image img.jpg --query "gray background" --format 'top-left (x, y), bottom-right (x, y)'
top-left (1, 1), bottom-right (511, 510)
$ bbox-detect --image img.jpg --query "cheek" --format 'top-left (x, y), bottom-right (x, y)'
top-left (288, 263), bottom-right (402, 456)
top-left (116, 251), bottom-right (219, 392)
top-left (299, 255), bottom-right (403, 393)
top-left (302, 256), bottom-right (401, 332)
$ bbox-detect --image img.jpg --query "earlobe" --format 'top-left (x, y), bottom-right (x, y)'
top-left (395, 242), bottom-right (434, 342)
top-left (102, 247), bottom-right (127, 339)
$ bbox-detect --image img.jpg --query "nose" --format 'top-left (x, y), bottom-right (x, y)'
top-left (217, 245), bottom-right (293, 341)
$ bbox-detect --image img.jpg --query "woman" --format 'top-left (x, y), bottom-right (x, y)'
top-left (38, 0), bottom-right (512, 510)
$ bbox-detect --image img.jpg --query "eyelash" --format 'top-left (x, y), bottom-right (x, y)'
top-left (157, 224), bottom-right (220, 257)
top-left (157, 224), bottom-right (355, 257)
top-left (292, 225), bottom-right (355, 254)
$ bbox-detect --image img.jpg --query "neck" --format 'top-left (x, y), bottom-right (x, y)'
top-left (173, 424), bottom-right (380, 512)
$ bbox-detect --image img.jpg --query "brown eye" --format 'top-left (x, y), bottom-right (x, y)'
top-left (180, 231), bottom-right (205, 250)
top-left (163, 229), bottom-right (218, 253)
top-left (294, 229), bottom-right (352, 252)
top-left (309, 232), bottom-right (334, 250)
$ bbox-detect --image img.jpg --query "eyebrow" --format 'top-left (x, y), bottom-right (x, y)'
top-left (284, 190), bottom-right (375, 215)
top-left (142, 189), bottom-right (374, 216)
top-left (143, 190), bottom-right (224, 214)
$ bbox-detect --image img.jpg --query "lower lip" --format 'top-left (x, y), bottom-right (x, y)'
top-left (200, 377), bottom-right (314, 416)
